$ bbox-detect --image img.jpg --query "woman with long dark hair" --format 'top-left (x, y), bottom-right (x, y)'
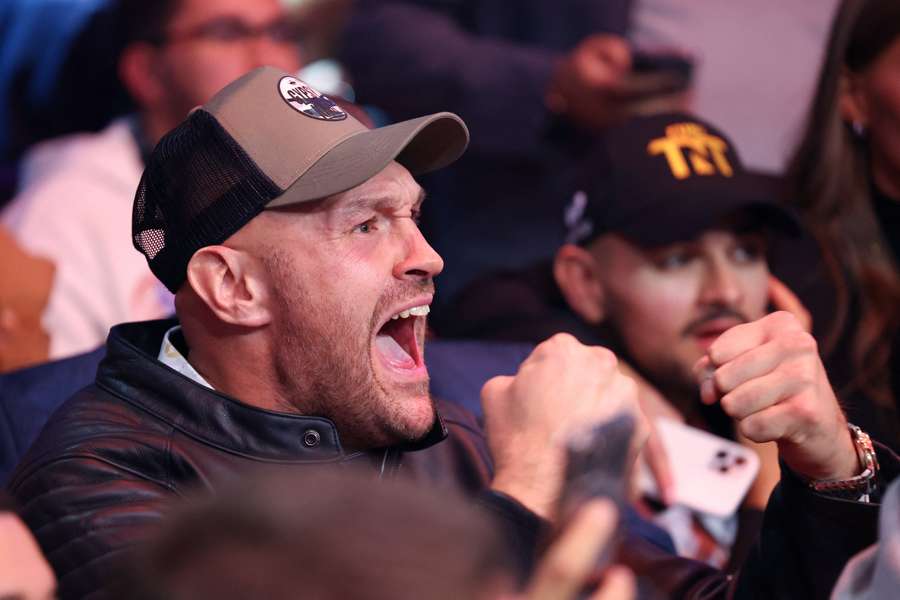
top-left (786, 0), bottom-right (900, 445)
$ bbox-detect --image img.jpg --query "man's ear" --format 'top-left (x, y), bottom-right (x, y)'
top-left (838, 68), bottom-right (870, 129)
top-left (553, 244), bottom-right (606, 324)
top-left (185, 246), bottom-right (272, 327)
top-left (118, 43), bottom-right (167, 110)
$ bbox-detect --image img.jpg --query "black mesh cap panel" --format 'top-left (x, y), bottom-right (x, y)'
top-left (133, 110), bottom-right (283, 293)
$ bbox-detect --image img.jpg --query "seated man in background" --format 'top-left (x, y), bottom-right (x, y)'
top-left (0, 0), bottom-right (303, 360)
top-left (552, 113), bottom-right (899, 566)
top-left (7, 70), bottom-right (895, 600)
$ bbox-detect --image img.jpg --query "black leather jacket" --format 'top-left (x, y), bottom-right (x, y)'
top-left (7, 319), bottom-right (898, 600)
top-left (6, 319), bottom-right (492, 599)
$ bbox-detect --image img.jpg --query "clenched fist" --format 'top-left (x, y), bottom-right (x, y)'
top-left (483, 333), bottom-right (645, 519)
top-left (695, 311), bottom-right (859, 482)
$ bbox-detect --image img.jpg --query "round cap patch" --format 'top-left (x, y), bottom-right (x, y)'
top-left (279, 77), bottom-right (347, 121)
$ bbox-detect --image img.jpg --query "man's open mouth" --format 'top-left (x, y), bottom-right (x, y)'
top-left (373, 303), bottom-right (429, 374)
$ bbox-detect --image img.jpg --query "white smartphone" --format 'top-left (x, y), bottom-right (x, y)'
top-left (637, 417), bottom-right (760, 518)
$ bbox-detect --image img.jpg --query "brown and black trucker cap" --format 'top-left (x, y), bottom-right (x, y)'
top-left (133, 66), bottom-right (469, 293)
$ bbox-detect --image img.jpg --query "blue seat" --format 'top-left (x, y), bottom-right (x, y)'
top-left (0, 347), bottom-right (105, 484)
top-left (0, 340), bottom-right (532, 485)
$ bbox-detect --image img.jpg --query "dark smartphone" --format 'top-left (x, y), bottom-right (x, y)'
top-left (559, 413), bottom-right (634, 521)
top-left (558, 413), bottom-right (663, 600)
top-left (630, 51), bottom-right (694, 94)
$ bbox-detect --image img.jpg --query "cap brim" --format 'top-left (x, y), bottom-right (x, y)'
top-left (620, 189), bottom-right (803, 248)
top-left (267, 112), bottom-right (469, 207)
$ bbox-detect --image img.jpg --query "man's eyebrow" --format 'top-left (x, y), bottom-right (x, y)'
top-left (333, 188), bottom-right (427, 217)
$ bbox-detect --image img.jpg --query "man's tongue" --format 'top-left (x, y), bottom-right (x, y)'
top-left (375, 332), bottom-right (416, 369)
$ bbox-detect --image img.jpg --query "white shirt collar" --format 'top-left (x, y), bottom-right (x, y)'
top-left (158, 325), bottom-right (214, 390)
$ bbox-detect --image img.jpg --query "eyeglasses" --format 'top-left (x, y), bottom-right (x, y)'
top-left (158, 16), bottom-right (301, 46)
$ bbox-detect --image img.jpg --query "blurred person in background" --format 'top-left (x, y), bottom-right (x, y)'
top-left (0, 491), bottom-right (56, 600)
top-left (121, 472), bottom-right (634, 600)
top-left (0, 0), bottom-right (303, 361)
top-left (785, 0), bottom-right (900, 439)
top-left (629, 0), bottom-right (841, 174)
top-left (339, 0), bottom-right (688, 323)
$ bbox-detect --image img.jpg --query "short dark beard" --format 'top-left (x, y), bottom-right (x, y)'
top-left (264, 248), bottom-right (436, 450)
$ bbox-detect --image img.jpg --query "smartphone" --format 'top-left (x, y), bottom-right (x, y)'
top-left (636, 418), bottom-right (759, 518)
top-left (630, 51), bottom-right (694, 95)
top-left (560, 412), bottom-right (635, 518)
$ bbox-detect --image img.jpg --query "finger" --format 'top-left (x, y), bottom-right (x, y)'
top-left (527, 500), bottom-right (618, 600)
top-left (590, 566), bottom-right (636, 600)
top-left (707, 311), bottom-right (799, 367)
top-left (640, 422), bottom-right (674, 505)
top-left (480, 375), bottom-right (513, 408)
top-left (712, 338), bottom-right (787, 394)
top-left (693, 355), bottom-right (718, 405)
top-left (768, 275), bottom-right (812, 333)
top-left (720, 369), bottom-right (805, 420)
top-left (587, 34), bottom-right (632, 72)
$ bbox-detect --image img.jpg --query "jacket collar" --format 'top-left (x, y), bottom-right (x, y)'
top-left (97, 319), bottom-right (447, 463)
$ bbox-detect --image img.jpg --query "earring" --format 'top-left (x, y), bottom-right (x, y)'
top-left (852, 121), bottom-right (866, 137)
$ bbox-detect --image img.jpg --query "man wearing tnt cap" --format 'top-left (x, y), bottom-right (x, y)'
top-left (552, 114), bottom-right (898, 578)
top-left (6, 66), bottom-right (646, 599)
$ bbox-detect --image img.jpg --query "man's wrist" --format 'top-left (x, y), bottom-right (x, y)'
top-left (490, 470), bottom-right (558, 521)
top-left (803, 424), bottom-right (880, 502)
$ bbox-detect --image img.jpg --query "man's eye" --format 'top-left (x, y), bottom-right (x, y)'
top-left (732, 239), bottom-right (766, 263)
top-left (353, 219), bottom-right (377, 234)
top-left (660, 255), bottom-right (688, 269)
top-left (655, 251), bottom-right (692, 270)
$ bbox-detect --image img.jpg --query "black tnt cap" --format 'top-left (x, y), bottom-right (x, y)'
top-left (563, 113), bottom-right (800, 247)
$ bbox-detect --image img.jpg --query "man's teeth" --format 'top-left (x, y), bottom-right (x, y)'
top-left (390, 305), bottom-right (430, 320)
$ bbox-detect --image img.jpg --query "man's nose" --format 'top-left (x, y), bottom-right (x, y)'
top-left (699, 257), bottom-right (743, 307)
top-left (247, 36), bottom-right (302, 72)
top-left (393, 220), bottom-right (444, 281)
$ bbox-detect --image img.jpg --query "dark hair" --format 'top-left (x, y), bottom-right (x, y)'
top-left (120, 470), bottom-right (515, 600)
top-left (785, 0), bottom-right (900, 406)
top-left (115, 0), bottom-right (183, 45)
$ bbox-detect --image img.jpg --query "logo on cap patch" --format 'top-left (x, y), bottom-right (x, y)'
top-left (647, 123), bottom-right (733, 180)
top-left (278, 77), bottom-right (347, 121)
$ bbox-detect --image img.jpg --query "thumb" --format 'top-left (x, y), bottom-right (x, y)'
top-left (768, 275), bottom-right (812, 332)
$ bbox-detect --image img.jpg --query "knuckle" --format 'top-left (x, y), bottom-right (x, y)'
top-left (783, 330), bottom-right (817, 353)
top-left (593, 346), bottom-right (618, 369)
top-left (713, 367), bottom-right (731, 394)
top-left (549, 332), bottom-right (578, 346)
top-left (739, 417), bottom-right (766, 442)
top-left (791, 395), bottom-right (819, 428)
top-left (719, 392), bottom-right (739, 416)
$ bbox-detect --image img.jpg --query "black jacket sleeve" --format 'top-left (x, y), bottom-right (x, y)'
top-left (478, 444), bottom-right (900, 599)
top-left (8, 456), bottom-right (178, 600)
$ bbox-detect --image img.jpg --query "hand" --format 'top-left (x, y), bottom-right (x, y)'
top-left (483, 333), bottom-right (644, 519)
top-left (616, 361), bottom-right (677, 505)
top-left (545, 34), bottom-right (631, 130)
top-left (0, 512), bottom-right (56, 600)
top-left (546, 35), bottom-right (688, 131)
top-left (521, 500), bottom-right (635, 600)
top-left (768, 275), bottom-right (812, 333)
top-left (694, 311), bottom-right (858, 482)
